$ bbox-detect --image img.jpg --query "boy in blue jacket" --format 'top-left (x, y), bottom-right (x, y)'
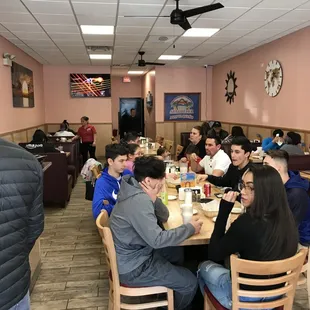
top-left (264, 150), bottom-right (310, 245)
top-left (92, 144), bottom-right (132, 219)
top-left (262, 129), bottom-right (284, 152)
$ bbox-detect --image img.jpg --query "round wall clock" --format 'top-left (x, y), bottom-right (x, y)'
top-left (264, 60), bottom-right (283, 97)
top-left (225, 70), bottom-right (237, 104)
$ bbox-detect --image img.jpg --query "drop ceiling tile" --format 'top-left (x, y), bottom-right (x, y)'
top-left (238, 9), bottom-right (290, 21)
top-left (60, 46), bottom-right (87, 52)
top-left (0, 1), bottom-right (28, 13)
top-left (23, 1), bottom-right (72, 14)
top-left (192, 18), bottom-right (232, 29)
top-left (116, 26), bottom-right (150, 35)
top-left (56, 41), bottom-right (85, 46)
top-left (35, 14), bottom-right (77, 25)
top-left (14, 32), bottom-right (50, 40)
top-left (299, 2), bottom-right (310, 9)
top-left (256, 0), bottom-right (308, 9)
top-left (76, 15), bottom-right (116, 25)
top-left (2, 23), bottom-right (43, 32)
top-left (117, 17), bottom-right (156, 27)
top-left (0, 13), bottom-right (36, 23)
top-left (72, 0), bottom-right (117, 2)
top-left (224, 20), bottom-right (267, 30)
top-left (23, 39), bottom-right (56, 46)
top-left (277, 9), bottom-right (310, 21)
top-left (220, 0), bottom-right (262, 6)
top-left (114, 41), bottom-right (143, 47)
top-left (247, 28), bottom-right (286, 38)
top-left (191, 7), bottom-right (249, 20)
top-left (119, 4), bottom-right (163, 16)
top-left (119, 0), bottom-right (165, 3)
top-left (43, 24), bottom-right (80, 33)
top-left (114, 46), bottom-right (140, 52)
top-left (204, 36), bottom-right (237, 43)
top-left (228, 36), bottom-right (261, 45)
top-left (72, 2), bottom-right (117, 16)
top-left (6, 37), bottom-right (25, 44)
top-left (115, 34), bottom-right (146, 42)
top-left (70, 59), bottom-right (91, 65)
top-left (259, 20), bottom-right (306, 31)
top-left (142, 41), bottom-right (171, 48)
top-left (49, 33), bottom-right (82, 40)
top-left (214, 28), bottom-right (252, 38)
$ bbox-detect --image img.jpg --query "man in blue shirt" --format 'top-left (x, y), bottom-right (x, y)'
top-left (92, 144), bottom-right (132, 219)
top-left (262, 129), bottom-right (284, 152)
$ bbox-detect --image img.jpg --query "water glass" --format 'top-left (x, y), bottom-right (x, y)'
top-left (180, 203), bottom-right (193, 224)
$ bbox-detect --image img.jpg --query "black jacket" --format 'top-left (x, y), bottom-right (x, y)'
top-left (0, 138), bottom-right (44, 310)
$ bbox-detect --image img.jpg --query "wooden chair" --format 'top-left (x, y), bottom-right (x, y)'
top-left (204, 249), bottom-right (307, 310)
top-left (175, 144), bottom-right (184, 160)
top-left (111, 136), bottom-right (118, 144)
top-left (164, 140), bottom-right (174, 152)
top-left (155, 136), bottom-right (164, 146)
top-left (96, 211), bottom-right (174, 310)
top-left (297, 246), bottom-right (310, 308)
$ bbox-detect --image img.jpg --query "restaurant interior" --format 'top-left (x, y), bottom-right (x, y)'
top-left (1, 0), bottom-right (310, 309)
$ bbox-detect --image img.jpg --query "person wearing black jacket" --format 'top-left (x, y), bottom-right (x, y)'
top-left (197, 137), bottom-right (252, 190)
top-left (0, 138), bottom-right (44, 310)
top-left (198, 165), bottom-right (298, 309)
top-left (178, 125), bottom-right (206, 161)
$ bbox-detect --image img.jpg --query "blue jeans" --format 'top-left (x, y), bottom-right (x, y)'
top-left (8, 291), bottom-right (30, 310)
top-left (198, 261), bottom-right (278, 310)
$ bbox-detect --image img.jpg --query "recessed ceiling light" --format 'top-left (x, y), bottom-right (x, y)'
top-left (183, 28), bottom-right (220, 37)
top-left (158, 55), bottom-right (182, 60)
top-left (81, 25), bottom-right (114, 35)
top-left (128, 71), bottom-right (144, 75)
top-left (89, 54), bottom-right (111, 60)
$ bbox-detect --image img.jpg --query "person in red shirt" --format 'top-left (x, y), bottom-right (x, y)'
top-left (73, 116), bottom-right (97, 164)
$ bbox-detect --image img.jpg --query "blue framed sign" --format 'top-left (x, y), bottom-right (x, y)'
top-left (164, 93), bottom-right (200, 121)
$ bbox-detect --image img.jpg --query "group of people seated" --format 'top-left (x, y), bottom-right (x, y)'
top-left (90, 126), bottom-right (310, 309)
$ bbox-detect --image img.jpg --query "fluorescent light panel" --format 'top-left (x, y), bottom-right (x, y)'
top-left (183, 28), bottom-right (220, 37)
top-left (128, 71), bottom-right (144, 75)
top-left (158, 55), bottom-right (182, 60)
top-left (89, 54), bottom-right (111, 59)
top-left (81, 25), bottom-right (114, 35)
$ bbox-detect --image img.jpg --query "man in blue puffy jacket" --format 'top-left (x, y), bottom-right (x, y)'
top-left (264, 150), bottom-right (310, 245)
top-left (92, 144), bottom-right (132, 219)
top-left (0, 138), bottom-right (44, 310)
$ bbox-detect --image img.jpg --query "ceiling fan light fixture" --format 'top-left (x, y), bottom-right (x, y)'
top-left (158, 55), bottom-right (182, 60)
top-left (81, 25), bottom-right (114, 35)
top-left (183, 28), bottom-right (220, 37)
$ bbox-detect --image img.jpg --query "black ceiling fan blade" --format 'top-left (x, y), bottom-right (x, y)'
top-left (179, 18), bottom-right (192, 31)
top-left (144, 62), bottom-right (165, 66)
top-left (123, 15), bottom-right (170, 18)
top-left (183, 3), bottom-right (224, 18)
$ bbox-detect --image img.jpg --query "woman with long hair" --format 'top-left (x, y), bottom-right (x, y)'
top-left (73, 116), bottom-right (97, 164)
top-left (198, 165), bottom-right (298, 309)
top-left (125, 143), bottom-right (142, 172)
top-left (222, 126), bottom-right (246, 144)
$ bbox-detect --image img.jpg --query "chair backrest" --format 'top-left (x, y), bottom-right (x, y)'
top-left (156, 136), bottom-right (164, 146)
top-left (111, 136), bottom-right (118, 144)
top-left (91, 165), bottom-right (102, 179)
top-left (175, 144), bottom-right (184, 159)
top-left (96, 211), bottom-right (121, 303)
top-left (230, 249), bottom-right (307, 310)
top-left (164, 140), bottom-right (174, 152)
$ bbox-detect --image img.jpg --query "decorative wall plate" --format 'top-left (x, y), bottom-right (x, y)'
top-left (225, 70), bottom-right (237, 104)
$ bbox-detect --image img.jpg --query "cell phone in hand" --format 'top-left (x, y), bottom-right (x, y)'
top-left (200, 198), bottom-right (213, 203)
top-left (214, 193), bottom-right (223, 199)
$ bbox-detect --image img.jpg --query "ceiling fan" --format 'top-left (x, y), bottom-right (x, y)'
top-left (124, 0), bottom-right (224, 31)
top-left (137, 51), bottom-right (165, 67)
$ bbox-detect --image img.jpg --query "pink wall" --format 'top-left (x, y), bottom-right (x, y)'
top-left (111, 76), bottom-right (142, 131)
top-left (143, 70), bottom-right (156, 139)
top-left (0, 36), bottom-right (44, 134)
top-left (155, 67), bottom-right (208, 122)
top-left (44, 66), bottom-right (111, 124)
top-left (212, 26), bottom-right (310, 130)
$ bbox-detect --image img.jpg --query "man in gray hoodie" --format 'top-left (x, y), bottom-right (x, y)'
top-left (110, 156), bottom-right (203, 310)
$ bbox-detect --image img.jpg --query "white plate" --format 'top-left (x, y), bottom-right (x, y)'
top-left (168, 195), bottom-right (177, 201)
top-left (193, 209), bottom-right (198, 215)
top-left (212, 216), bottom-right (217, 222)
top-left (231, 207), bottom-right (242, 214)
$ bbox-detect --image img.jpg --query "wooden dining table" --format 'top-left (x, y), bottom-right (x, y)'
top-left (163, 182), bottom-right (241, 246)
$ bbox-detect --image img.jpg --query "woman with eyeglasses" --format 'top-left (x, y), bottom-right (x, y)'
top-left (198, 165), bottom-right (298, 309)
top-left (125, 143), bottom-right (142, 172)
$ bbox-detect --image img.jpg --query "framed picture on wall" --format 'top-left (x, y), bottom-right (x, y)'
top-left (164, 93), bottom-right (200, 121)
top-left (11, 62), bottom-right (34, 108)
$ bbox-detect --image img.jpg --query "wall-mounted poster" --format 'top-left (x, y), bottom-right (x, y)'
top-left (11, 62), bottom-right (34, 108)
top-left (164, 93), bottom-right (200, 121)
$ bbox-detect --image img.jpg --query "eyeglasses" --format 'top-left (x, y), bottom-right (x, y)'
top-left (238, 182), bottom-right (254, 192)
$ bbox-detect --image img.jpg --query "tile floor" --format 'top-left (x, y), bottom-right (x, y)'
top-left (30, 177), bottom-right (309, 310)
